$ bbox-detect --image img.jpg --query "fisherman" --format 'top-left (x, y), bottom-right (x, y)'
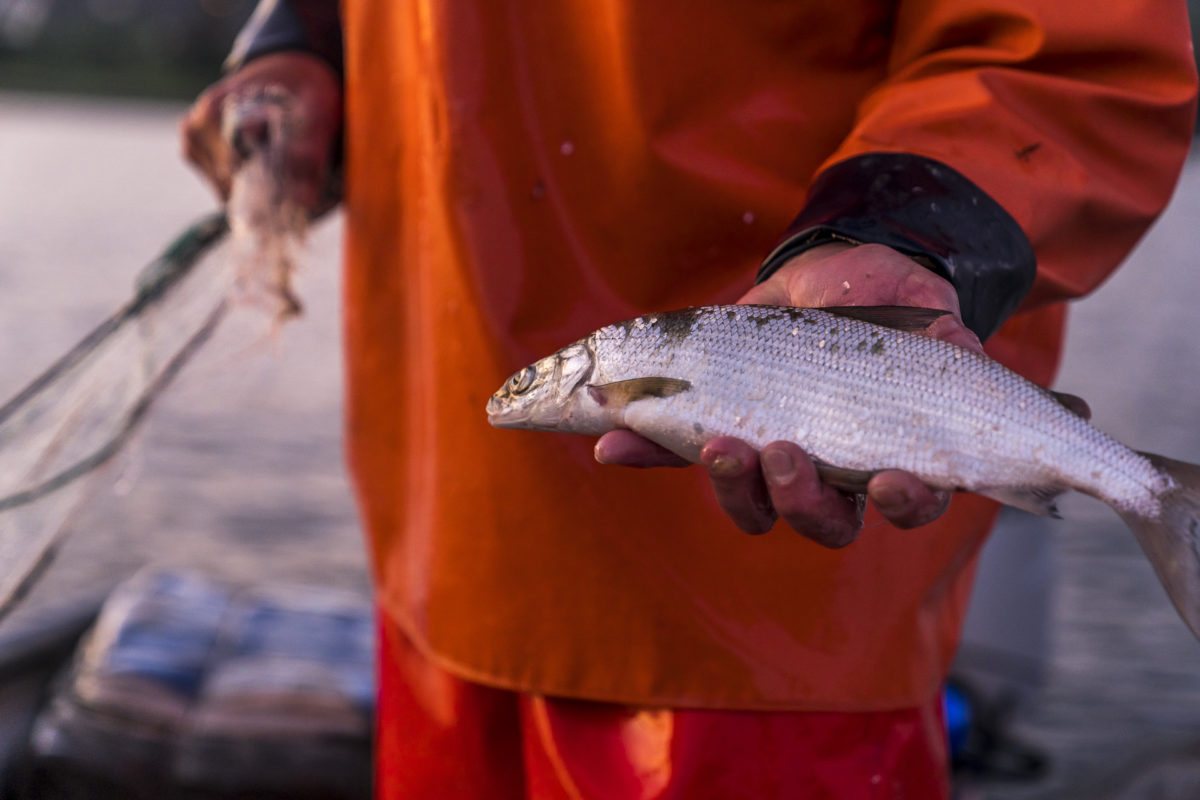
top-left (183, 2), bottom-right (1197, 797)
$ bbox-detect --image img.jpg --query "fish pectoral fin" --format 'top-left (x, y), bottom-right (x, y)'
top-left (821, 305), bottom-right (951, 332)
top-left (812, 461), bottom-right (876, 493)
top-left (586, 377), bottom-right (692, 407)
top-left (977, 485), bottom-right (1065, 518)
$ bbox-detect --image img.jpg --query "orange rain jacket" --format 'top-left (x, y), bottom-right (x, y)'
top-left (325, 0), bottom-right (1194, 711)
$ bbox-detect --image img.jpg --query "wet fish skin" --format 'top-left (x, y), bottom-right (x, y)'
top-left (486, 304), bottom-right (1200, 642)
top-left (489, 305), bottom-right (1160, 511)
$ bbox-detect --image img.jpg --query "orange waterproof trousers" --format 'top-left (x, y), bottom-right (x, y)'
top-left (377, 616), bottom-right (950, 800)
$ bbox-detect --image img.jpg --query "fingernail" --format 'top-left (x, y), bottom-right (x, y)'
top-left (873, 485), bottom-right (910, 512)
top-left (761, 448), bottom-right (795, 485)
top-left (708, 454), bottom-right (742, 477)
top-left (593, 441), bottom-right (611, 464)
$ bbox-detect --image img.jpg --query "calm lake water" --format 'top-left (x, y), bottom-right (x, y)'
top-left (0, 92), bottom-right (367, 618)
top-left (2, 92), bottom-right (1199, 798)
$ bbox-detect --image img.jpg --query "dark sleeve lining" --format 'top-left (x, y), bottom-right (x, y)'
top-left (225, 0), bottom-right (344, 76)
top-left (756, 153), bottom-right (1036, 341)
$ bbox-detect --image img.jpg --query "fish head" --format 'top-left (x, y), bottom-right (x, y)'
top-left (487, 341), bottom-right (598, 431)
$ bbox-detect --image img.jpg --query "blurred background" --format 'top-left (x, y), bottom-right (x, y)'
top-left (0, 0), bottom-right (253, 98)
top-left (1, 2), bottom-right (1200, 799)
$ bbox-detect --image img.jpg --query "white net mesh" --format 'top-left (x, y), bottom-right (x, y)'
top-left (0, 91), bottom-right (313, 618)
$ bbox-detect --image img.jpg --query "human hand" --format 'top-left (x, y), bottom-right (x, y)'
top-left (595, 242), bottom-right (982, 547)
top-left (181, 52), bottom-right (342, 213)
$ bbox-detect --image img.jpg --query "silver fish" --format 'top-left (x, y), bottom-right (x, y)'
top-left (487, 304), bottom-right (1200, 640)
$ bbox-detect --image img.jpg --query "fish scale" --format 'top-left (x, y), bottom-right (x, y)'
top-left (583, 306), bottom-right (1159, 513)
top-left (487, 304), bottom-right (1200, 642)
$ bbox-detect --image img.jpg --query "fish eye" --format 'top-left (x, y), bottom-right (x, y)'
top-left (509, 366), bottom-right (537, 395)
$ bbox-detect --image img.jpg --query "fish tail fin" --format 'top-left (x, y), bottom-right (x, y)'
top-left (1119, 452), bottom-right (1200, 640)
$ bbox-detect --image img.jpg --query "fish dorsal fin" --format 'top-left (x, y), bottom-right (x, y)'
top-left (822, 306), bottom-right (951, 332)
top-left (977, 485), bottom-right (1065, 518)
top-left (587, 377), bottom-right (692, 407)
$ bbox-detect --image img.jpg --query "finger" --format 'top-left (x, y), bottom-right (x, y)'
top-left (759, 441), bottom-right (863, 548)
top-left (181, 94), bottom-right (234, 199)
top-left (182, 126), bottom-right (232, 199)
top-left (594, 430), bottom-right (690, 468)
top-left (737, 279), bottom-right (790, 306)
top-left (181, 90), bottom-right (220, 161)
top-left (1051, 391), bottom-right (1091, 420)
top-left (281, 139), bottom-right (334, 212)
top-left (923, 313), bottom-right (984, 355)
top-left (700, 438), bottom-right (777, 535)
top-left (867, 470), bottom-right (951, 529)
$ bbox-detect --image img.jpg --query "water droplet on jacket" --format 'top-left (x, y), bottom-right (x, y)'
top-left (560, 141), bottom-right (575, 156)
top-left (741, 210), bottom-right (755, 225)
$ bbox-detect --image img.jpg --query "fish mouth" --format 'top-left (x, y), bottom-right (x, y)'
top-left (485, 394), bottom-right (529, 429)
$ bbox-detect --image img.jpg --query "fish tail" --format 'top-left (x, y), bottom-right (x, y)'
top-left (1120, 452), bottom-right (1200, 639)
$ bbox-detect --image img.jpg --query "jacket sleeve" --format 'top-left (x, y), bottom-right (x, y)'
top-left (760, 0), bottom-right (1197, 340)
top-left (225, 0), bottom-right (343, 75)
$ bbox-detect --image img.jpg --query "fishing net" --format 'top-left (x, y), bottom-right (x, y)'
top-left (0, 89), bottom-right (321, 622)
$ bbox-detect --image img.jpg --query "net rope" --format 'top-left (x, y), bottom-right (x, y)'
top-left (0, 89), bottom-right (314, 619)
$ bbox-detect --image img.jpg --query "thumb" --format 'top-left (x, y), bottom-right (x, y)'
top-left (737, 279), bottom-right (791, 306)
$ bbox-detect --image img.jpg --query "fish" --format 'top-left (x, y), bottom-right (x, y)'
top-left (486, 304), bottom-right (1200, 640)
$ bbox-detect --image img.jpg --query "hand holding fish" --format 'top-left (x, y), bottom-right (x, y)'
top-left (595, 243), bottom-right (977, 547)
top-left (489, 247), bottom-right (1200, 639)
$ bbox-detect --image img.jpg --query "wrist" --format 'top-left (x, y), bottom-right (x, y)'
top-left (777, 241), bottom-right (857, 269)
top-left (757, 153), bottom-right (1035, 340)
top-left (774, 242), bottom-right (952, 302)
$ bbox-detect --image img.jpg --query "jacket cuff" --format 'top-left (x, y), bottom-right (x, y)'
top-left (756, 153), bottom-right (1035, 341)
top-left (225, 0), bottom-right (344, 76)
